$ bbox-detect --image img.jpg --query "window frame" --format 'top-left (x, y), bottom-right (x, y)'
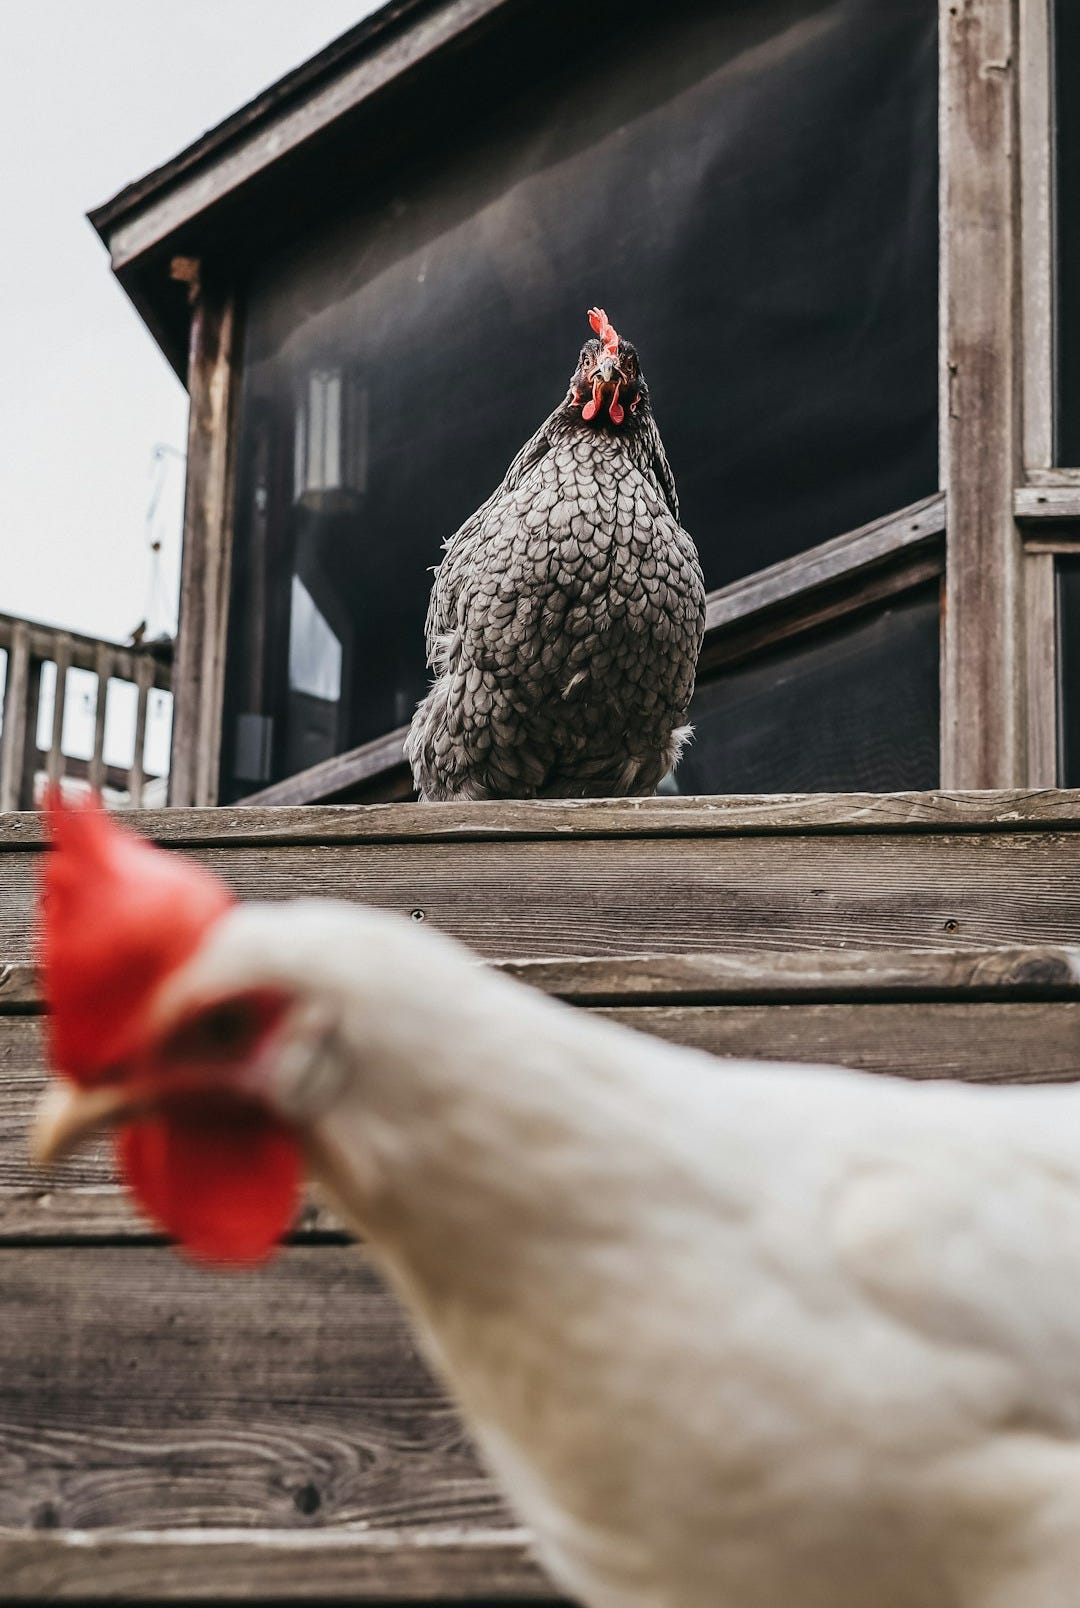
top-left (166, 0), bottom-right (1056, 807)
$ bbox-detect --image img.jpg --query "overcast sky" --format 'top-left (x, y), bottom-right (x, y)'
top-left (0, 0), bottom-right (382, 647)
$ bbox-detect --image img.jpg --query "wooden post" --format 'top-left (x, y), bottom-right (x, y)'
top-left (0, 623), bottom-right (31, 812)
top-left (168, 278), bottom-right (239, 808)
top-left (129, 652), bottom-right (154, 808)
top-left (940, 0), bottom-right (1025, 786)
top-left (87, 642), bottom-right (112, 795)
top-left (46, 633), bottom-right (71, 787)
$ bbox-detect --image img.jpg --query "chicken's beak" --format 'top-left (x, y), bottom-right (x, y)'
top-left (31, 1079), bottom-right (146, 1167)
top-left (596, 356), bottom-right (618, 385)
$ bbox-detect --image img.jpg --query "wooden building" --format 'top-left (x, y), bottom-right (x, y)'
top-left (3, 0), bottom-right (1080, 1601)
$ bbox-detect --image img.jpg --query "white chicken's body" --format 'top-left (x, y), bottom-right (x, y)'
top-left (175, 902), bottom-right (1080, 1608)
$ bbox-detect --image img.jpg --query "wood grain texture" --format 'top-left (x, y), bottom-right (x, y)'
top-left (501, 945), bottom-right (1080, 1005)
top-left (45, 634), bottom-right (70, 788)
top-left (6, 827), bottom-right (1080, 965)
top-left (0, 621), bottom-right (31, 814)
top-left (0, 1246), bottom-right (510, 1536)
top-left (5, 791), bottom-right (1080, 850)
top-left (1019, 0), bottom-right (1055, 471)
top-left (1025, 551), bottom-right (1059, 786)
top-left (0, 1526), bottom-right (550, 1601)
top-left (598, 1001), bottom-right (1080, 1083)
top-left (168, 290), bottom-right (238, 810)
top-left (11, 945), bottom-right (1080, 1016)
top-left (1016, 485), bottom-right (1080, 522)
top-left (940, 0), bottom-right (1025, 787)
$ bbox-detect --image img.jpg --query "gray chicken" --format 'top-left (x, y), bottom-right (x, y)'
top-left (405, 308), bottom-right (706, 800)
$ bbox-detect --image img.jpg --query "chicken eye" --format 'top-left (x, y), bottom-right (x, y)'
top-left (160, 993), bottom-right (282, 1066)
top-left (200, 1003), bottom-right (254, 1051)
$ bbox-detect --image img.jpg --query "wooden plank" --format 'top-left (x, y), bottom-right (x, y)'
top-left (502, 945), bottom-right (1080, 1005)
top-left (45, 635), bottom-right (70, 787)
top-left (6, 790), bottom-right (1080, 850)
top-left (1027, 468), bottom-right (1080, 486)
top-left (0, 1247), bottom-right (523, 1548)
top-left (1, 1526), bottom-right (549, 1601)
top-left (241, 726), bottom-right (413, 808)
top-left (168, 289), bottom-right (238, 809)
top-left (0, 622), bottom-right (31, 813)
top-left (698, 554), bottom-right (945, 677)
top-left (10, 945), bottom-right (1080, 1017)
top-left (4, 827), bottom-right (1080, 966)
top-left (598, 1001), bottom-right (1080, 1083)
top-left (129, 652), bottom-right (155, 807)
top-left (1016, 486), bottom-right (1080, 522)
top-left (87, 643), bottom-right (111, 794)
top-left (0, 615), bottom-right (171, 689)
top-left (940, 0), bottom-right (1025, 787)
top-left (703, 493), bottom-right (945, 639)
top-left (1025, 551), bottom-right (1059, 786)
top-left (18, 658), bottom-right (41, 812)
top-left (93, 0), bottom-right (513, 274)
top-left (1019, 0), bottom-right (1055, 471)
top-left (0, 963), bottom-right (38, 1010)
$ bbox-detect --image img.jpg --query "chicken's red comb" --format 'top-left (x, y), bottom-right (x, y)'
top-left (40, 788), bottom-right (235, 1084)
top-left (588, 306), bottom-right (620, 359)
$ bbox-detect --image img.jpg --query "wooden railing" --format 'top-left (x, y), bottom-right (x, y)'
top-left (0, 613), bottom-right (173, 812)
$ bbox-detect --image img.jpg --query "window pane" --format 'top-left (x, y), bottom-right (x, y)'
top-left (1056, 1), bottom-right (1080, 462)
top-left (675, 588), bottom-right (940, 794)
top-left (222, 0), bottom-right (937, 800)
top-left (1058, 556), bottom-right (1080, 783)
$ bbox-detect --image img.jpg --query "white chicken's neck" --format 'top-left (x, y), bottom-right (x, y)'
top-left (216, 901), bottom-right (703, 1316)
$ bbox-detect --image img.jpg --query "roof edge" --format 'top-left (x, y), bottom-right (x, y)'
top-left (87, 0), bottom-right (441, 241)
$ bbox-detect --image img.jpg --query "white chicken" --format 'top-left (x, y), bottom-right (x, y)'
top-left (33, 793), bottom-right (1080, 1608)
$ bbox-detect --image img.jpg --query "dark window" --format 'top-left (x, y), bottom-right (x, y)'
top-left (1058, 556), bottom-right (1080, 784)
top-left (221, 0), bottom-right (938, 801)
top-left (1057, 0), bottom-right (1080, 463)
top-left (675, 588), bottom-right (940, 794)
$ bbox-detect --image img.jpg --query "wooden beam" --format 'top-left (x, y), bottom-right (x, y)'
top-left (940, 0), bottom-right (1025, 786)
top-left (5, 790), bottom-right (1080, 850)
top-left (87, 642), bottom-right (111, 794)
top-left (0, 623), bottom-right (30, 813)
top-left (17, 658), bottom-right (41, 812)
top-left (128, 652), bottom-right (154, 807)
top-left (45, 634), bottom-right (70, 787)
top-left (1025, 551), bottom-right (1059, 784)
top-left (0, 1527), bottom-right (549, 1601)
top-left (501, 944), bottom-right (1080, 1006)
top-left (703, 493), bottom-right (946, 641)
top-left (10, 945), bottom-right (1080, 1018)
top-left (0, 614), bottom-right (171, 688)
top-left (169, 287), bottom-right (238, 808)
top-left (1017, 484), bottom-right (1080, 521)
top-left (240, 725), bottom-right (413, 808)
top-left (1019, 0), bottom-right (1055, 470)
top-left (4, 811), bottom-right (1080, 978)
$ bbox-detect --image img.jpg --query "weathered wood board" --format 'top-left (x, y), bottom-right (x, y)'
top-left (3, 794), bottom-right (1080, 964)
